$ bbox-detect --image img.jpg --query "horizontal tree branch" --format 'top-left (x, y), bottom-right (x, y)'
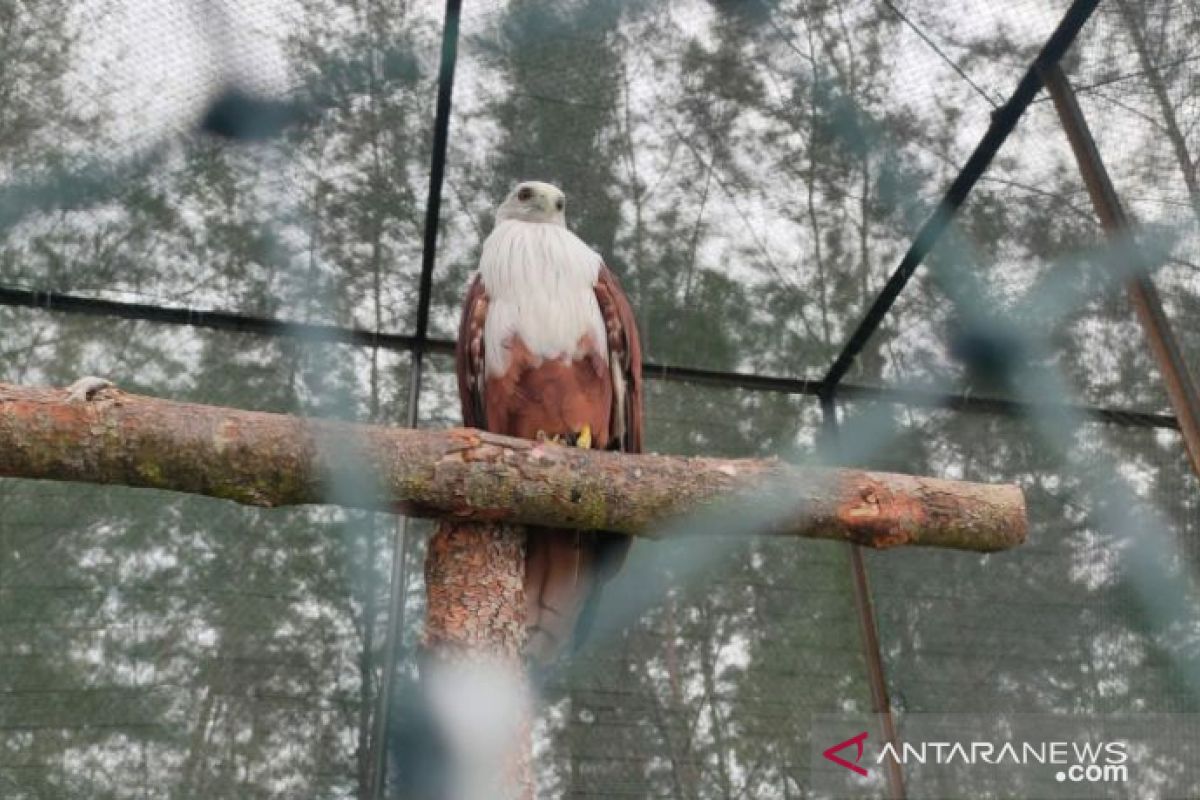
top-left (0, 381), bottom-right (1026, 551)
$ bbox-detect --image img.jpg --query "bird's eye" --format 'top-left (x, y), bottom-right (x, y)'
top-left (516, 187), bottom-right (533, 201)
top-left (555, 198), bottom-right (564, 211)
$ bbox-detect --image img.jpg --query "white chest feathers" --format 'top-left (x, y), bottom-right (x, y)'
top-left (478, 219), bottom-right (608, 377)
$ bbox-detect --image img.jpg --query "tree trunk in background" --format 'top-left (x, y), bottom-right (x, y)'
top-left (1114, 0), bottom-right (1200, 223)
top-left (423, 521), bottom-right (532, 800)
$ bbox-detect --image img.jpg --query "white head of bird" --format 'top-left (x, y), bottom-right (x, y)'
top-left (496, 181), bottom-right (567, 226)
top-left (478, 180), bottom-right (605, 374)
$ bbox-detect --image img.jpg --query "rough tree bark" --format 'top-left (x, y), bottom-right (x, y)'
top-left (422, 521), bottom-right (532, 799)
top-left (0, 381), bottom-right (1026, 552)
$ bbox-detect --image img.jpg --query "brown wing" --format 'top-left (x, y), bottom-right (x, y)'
top-left (583, 264), bottom-right (643, 600)
top-left (594, 263), bottom-right (644, 454)
top-left (455, 274), bottom-right (488, 429)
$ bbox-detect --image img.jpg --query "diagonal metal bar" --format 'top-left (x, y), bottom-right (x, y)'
top-left (1042, 64), bottom-right (1200, 481)
top-left (367, 1), bottom-right (463, 798)
top-left (821, 0), bottom-right (1102, 392)
top-left (810, 15), bottom-right (1095, 798)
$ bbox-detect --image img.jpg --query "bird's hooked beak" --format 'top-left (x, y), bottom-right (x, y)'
top-left (527, 188), bottom-right (557, 216)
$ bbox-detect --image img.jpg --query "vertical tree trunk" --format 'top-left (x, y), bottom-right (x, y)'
top-left (662, 589), bottom-right (701, 797)
top-left (355, 514), bottom-right (382, 797)
top-left (180, 684), bottom-right (218, 799)
top-left (697, 600), bottom-right (734, 800)
top-left (422, 521), bottom-right (533, 800)
top-left (1113, 0), bottom-right (1200, 223)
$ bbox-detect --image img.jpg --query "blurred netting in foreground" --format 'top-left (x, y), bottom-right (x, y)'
top-left (2, 1), bottom-right (1200, 798)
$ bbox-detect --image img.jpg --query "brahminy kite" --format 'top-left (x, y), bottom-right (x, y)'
top-left (455, 180), bottom-right (643, 662)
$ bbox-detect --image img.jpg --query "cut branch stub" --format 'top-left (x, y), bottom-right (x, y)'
top-left (0, 381), bottom-right (1027, 552)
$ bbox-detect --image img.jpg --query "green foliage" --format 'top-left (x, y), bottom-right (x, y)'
top-left (2, 0), bottom-right (1200, 797)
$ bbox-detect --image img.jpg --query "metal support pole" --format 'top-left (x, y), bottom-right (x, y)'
top-left (819, 392), bottom-right (906, 800)
top-left (366, 1), bottom-right (463, 796)
top-left (1042, 64), bottom-right (1200, 481)
top-left (364, 367), bottom-right (419, 800)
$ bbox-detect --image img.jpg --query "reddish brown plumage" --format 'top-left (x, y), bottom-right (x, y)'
top-left (482, 334), bottom-right (613, 445)
top-left (455, 264), bottom-right (643, 661)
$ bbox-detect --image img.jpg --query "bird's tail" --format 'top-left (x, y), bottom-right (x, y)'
top-left (524, 527), bottom-right (593, 663)
top-left (524, 529), bottom-right (630, 663)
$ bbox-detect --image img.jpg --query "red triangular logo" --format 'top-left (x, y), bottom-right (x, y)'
top-left (823, 731), bottom-right (869, 777)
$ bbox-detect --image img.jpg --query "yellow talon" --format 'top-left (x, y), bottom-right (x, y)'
top-left (576, 424), bottom-right (592, 450)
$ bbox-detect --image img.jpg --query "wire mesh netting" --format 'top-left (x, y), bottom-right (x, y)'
top-left (857, 405), bottom-right (1200, 795)
top-left (3, 0), bottom-right (1200, 798)
top-left (1071, 1), bottom-right (1200, 412)
top-left (852, 404), bottom-right (1200, 712)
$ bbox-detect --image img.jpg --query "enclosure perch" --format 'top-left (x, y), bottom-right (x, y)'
top-left (0, 381), bottom-right (1026, 551)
